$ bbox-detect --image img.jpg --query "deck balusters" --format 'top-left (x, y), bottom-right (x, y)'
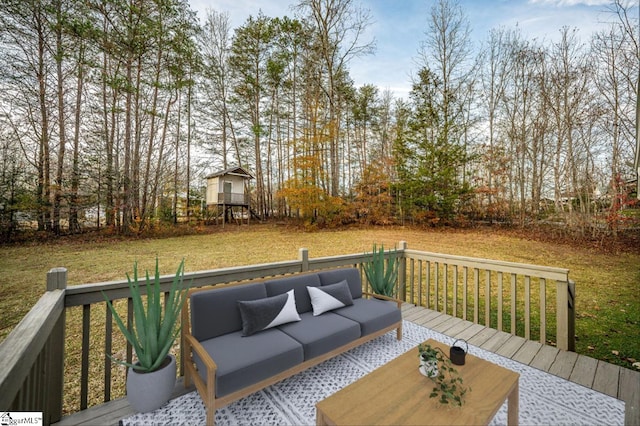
top-left (511, 274), bottom-right (517, 335)
top-left (540, 278), bottom-right (547, 345)
top-left (104, 305), bottom-right (112, 402)
top-left (473, 268), bottom-right (480, 323)
top-left (80, 304), bottom-right (91, 410)
top-left (497, 272), bottom-right (504, 332)
top-left (485, 270), bottom-right (491, 327)
top-left (524, 276), bottom-right (531, 340)
top-left (399, 248), bottom-right (573, 351)
top-left (452, 265), bottom-right (458, 317)
top-left (462, 266), bottom-right (468, 321)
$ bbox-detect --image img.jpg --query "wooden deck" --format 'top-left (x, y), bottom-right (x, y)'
top-left (54, 304), bottom-right (640, 426)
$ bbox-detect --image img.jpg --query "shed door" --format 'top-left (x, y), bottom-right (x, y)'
top-left (224, 181), bottom-right (232, 194)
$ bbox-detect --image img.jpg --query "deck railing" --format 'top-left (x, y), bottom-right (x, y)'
top-left (0, 242), bottom-right (575, 425)
top-left (216, 192), bottom-right (249, 205)
top-left (0, 268), bottom-right (67, 425)
top-left (399, 242), bottom-right (575, 351)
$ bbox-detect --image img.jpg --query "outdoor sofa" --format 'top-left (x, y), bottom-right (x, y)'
top-left (181, 267), bottom-right (403, 426)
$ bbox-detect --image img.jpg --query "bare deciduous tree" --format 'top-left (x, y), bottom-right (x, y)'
top-left (296, 0), bottom-right (375, 196)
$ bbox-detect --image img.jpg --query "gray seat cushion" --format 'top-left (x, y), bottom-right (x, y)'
top-left (190, 283), bottom-right (267, 341)
top-left (194, 328), bottom-right (303, 398)
top-left (317, 268), bottom-right (363, 299)
top-left (276, 311), bottom-right (361, 360)
top-left (333, 298), bottom-right (402, 336)
top-left (264, 273), bottom-right (322, 314)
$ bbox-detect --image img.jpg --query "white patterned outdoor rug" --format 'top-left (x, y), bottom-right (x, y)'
top-left (121, 321), bottom-right (625, 425)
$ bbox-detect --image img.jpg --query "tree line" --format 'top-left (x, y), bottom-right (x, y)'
top-left (0, 0), bottom-right (637, 240)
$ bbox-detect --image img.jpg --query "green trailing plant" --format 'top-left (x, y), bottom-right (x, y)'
top-left (418, 343), bottom-right (441, 363)
top-left (362, 243), bottom-right (399, 297)
top-left (103, 258), bottom-right (188, 373)
top-left (418, 343), bottom-right (470, 406)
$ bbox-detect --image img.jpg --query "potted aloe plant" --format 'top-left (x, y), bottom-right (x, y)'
top-left (103, 258), bottom-right (188, 413)
top-left (363, 243), bottom-right (399, 297)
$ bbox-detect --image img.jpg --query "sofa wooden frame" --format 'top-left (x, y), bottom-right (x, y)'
top-left (181, 283), bottom-right (403, 426)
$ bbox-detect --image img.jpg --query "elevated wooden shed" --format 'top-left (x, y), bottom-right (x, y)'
top-left (205, 166), bottom-right (253, 225)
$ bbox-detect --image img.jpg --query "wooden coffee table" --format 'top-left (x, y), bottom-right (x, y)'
top-left (316, 339), bottom-right (519, 425)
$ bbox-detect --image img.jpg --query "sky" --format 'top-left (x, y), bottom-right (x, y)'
top-left (188, 0), bottom-right (639, 98)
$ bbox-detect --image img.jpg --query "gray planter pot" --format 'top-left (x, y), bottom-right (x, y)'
top-left (126, 354), bottom-right (176, 413)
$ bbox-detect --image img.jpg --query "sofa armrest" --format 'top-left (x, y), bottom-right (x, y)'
top-left (185, 333), bottom-right (218, 372)
top-left (184, 333), bottom-right (218, 425)
top-left (185, 333), bottom-right (218, 397)
top-left (362, 291), bottom-right (403, 309)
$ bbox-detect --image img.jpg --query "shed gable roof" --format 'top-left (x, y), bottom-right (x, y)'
top-left (205, 166), bottom-right (253, 180)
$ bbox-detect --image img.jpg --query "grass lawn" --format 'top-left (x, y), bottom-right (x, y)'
top-left (1, 224), bottom-right (638, 411)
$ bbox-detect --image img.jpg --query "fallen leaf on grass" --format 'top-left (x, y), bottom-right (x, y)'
top-left (588, 346), bottom-right (595, 351)
top-left (633, 362), bottom-right (640, 370)
top-left (612, 350), bottom-right (620, 356)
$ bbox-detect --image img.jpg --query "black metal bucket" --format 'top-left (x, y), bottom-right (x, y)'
top-left (450, 339), bottom-right (468, 365)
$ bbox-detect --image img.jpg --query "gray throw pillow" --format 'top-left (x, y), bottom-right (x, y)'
top-left (237, 289), bottom-right (301, 336)
top-left (307, 280), bottom-right (354, 316)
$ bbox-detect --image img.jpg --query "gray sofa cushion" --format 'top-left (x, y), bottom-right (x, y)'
top-left (194, 328), bottom-right (304, 398)
top-left (264, 273), bottom-right (321, 314)
top-left (276, 311), bottom-right (361, 360)
top-left (317, 268), bottom-right (363, 299)
top-left (332, 297), bottom-right (402, 336)
top-left (237, 289), bottom-right (301, 336)
top-left (191, 283), bottom-right (267, 341)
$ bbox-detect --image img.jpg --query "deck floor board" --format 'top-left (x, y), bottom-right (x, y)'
top-left (451, 320), bottom-right (485, 341)
top-left (529, 344), bottom-right (560, 372)
top-left (619, 366), bottom-right (640, 425)
top-left (549, 349), bottom-right (579, 379)
top-left (593, 360), bottom-right (621, 398)
top-left (430, 316), bottom-right (461, 333)
top-left (443, 319), bottom-right (476, 338)
top-left (570, 354), bottom-right (599, 388)
top-left (469, 327), bottom-right (500, 352)
top-left (420, 311), bottom-right (450, 328)
top-left (495, 334), bottom-right (527, 358)
top-left (512, 340), bottom-right (543, 365)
